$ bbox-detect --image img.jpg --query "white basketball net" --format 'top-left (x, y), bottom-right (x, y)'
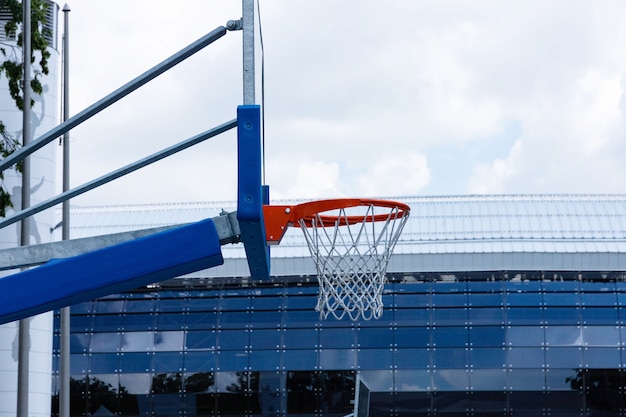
top-left (298, 203), bottom-right (409, 321)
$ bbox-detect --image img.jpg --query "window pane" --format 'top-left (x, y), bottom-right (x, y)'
top-left (507, 326), bottom-right (544, 346)
top-left (120, 373), bottom-right (151, 395)
top-left (583, 347), bottom-right (621, 368)
top-left (507, 347), bottom-right (544, 368)
top-left (357, 328), bottom-right (393, 349)
top-left (71, 334), bottom-right (91, 353)
top-left (249, 329), bottom-right (282, 349)
top-left (217, 330), bottom-right (249, 350)
top-left (433, 348), bottom-right (468, 368)
top-left (543, 307), bottom-right (581, 325)
top-left (119, 352), bottom-right (151, 373)
top-left (319, 349), bottom-right (356, 370)
top-left (432, 369), bottom-right (469, 391)
top-left (186, 331), bottom-right (216, 351)
top-left (185, 352), bottom-right (216, 372)
top-left (543, 292), bottom-right (579, 307)
top-left (469, 369), bottom-right (506, 390)
top-left (432, 308), bottom-right (467, 326)
top-left (581, 308), bottom-right (618, 325)
top-left (470, 347), bottom-right (506, 368)
top-left (545, 326), bottom-right (583, 346)
top-left (283, 329), bottom-right (317, 349)
top-left (545, 347), bottom-right (583, 368)
top-left (582, 326), bottom-right (620, 346)
top-left (154, 331), bottom-right (184, 351)
top-left (218, 351), bottom-right (249, 371)
top-left (89, 353), bottom-right (119, 373)
top-left (249, 350), bottom-right (280, 371)
top-left (358, 349), bottom-right (393, 370)
top-left (432, 327), bottom-right (467, 347)
top-left (395, 349), bottom-right (430, 369)
top-left (153, 352), bottom-right (184, 372)
top-left (469, 308), bottom-right (504, 325)
top-left (394, 327), bottom-right (429, 348)
top-left (121, 332), bottom-right (153, 352)
top-left (283, 350), bottom-right (317, 370)
top-left (469, 326), bottom-right (505, 347)
top-left (508, 369), bottom-right (545, 390)
top-left (545, 368), bottom-right (581, 391)
top-left (319, 328), bottom-right (356, 349)
top-left (507, 308), bottom-right (542, 325)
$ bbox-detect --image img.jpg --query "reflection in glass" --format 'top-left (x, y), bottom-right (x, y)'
top-left (545, 326), bottom-right (582, 346)
top-left (394, 369), bottom-right (430, 392)
top-left (432, 369), bottom-right (469, 391)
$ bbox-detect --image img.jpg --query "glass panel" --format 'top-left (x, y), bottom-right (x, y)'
top-left (581, 308), bottom-right (618, 325)
top-left (432, 308), bottom-right (467, 326)
top-left (357, 327), bottom-right (393, 348)
top-left (249, 350), bottom-right (280, 371)
top-left (153, 352), bottom-right (184, 372)
top-left (431, 293), bottom-right (467, 307)
top-left (119, 352), bottom-right (152, 373)
top-left (187, 298), bottom-right (219, 312)
top-left (283, 329), bottom-right (318, 349)
top-left (249, 311), bottom-right (282, 329)
top-left (253, 372), bottom-right (281, 415)
top-left (507, 326), bottom-right (544, 347)
top-left (283, 349), bottom-right (317, 370)
top-left (185, 351), bottom-right (217, 372)
top-left (220, 297), bottom-right (250, 312)
top-left (154, 331), bottom-right (184, 351)
top-left (70, 314), bottom-right (93, 332)
top-left (393, 308), bottom-right (430, 326)
top-left (72, 302), bottom-right (94, 315)
top-left (543, 307), bottom-right (581, 325)
top-left (507, 369), bottom-right (545, 390)
top-left (286, 371), bottom-right (318, 413)
top-left (509, 391), bottom-right (545, 413)
top-left (432, 327), bottom-right (467, 347)
top-left (394, 294), bottom-right (430, 308)
top-left (92, 314), bottom-right (121, 332)
top-left (360, 370), bottom-right (394, 391)
top-left (469, 369), bottom-right (506, 391)
top-left (283, 310), bottom-right (319, 327)
top-left (469, 326), bottom-right (505, 347)
top-left (545, 368), bottom-right (582, 391)
top-left (120, 332), bottom-right (153, 352)
top-left (470, 347), bottom-right (506, 368)
top-left (395, 348), bottom-right (430, 369)
top-left (120, 373), bottom-right (151, 395)
top-left (249, 329), bottom-right (282, 350)
top-left (545, 326), bottom-right (583, 346)
top-left (468, 293), bottom-right (503, 307)
top-left (186, 330), bottom-right (217, 350)
top-left (218, 330), bottom-right (249, 350)
top-left (89, 353), bottom-right (119, 373)
top-left (358, 349), bottom-right (393, 370)
top-left (319, 328), bottom-right (356, 349)
top-left (186, 312), bottom-right (218, 330)
top-left (507, 347), bottom-right (545, 368)
top-left (319, 349), bottom-right (356, 370)
top-left (433, 348), bottom-right (468, 368)
top-left (432, 369), bottom-right (469, 391)
top-left (581, 292), bottom-right (618, 307)
top-left (506, 292), bottom-right (542, 307)
top-left (545, 347), bottom-right (583, 368)
top-left (394, 369), bottom-right (431, 391)
top-left (506, 308), bottom-right (542, 325)
top-left (154, 313), bottom-right (187, 330)
top-left (123, 299), bottom-right (156, 313)
top-left (94, 300), bottom-right (125, 313)
top-left (151, 372), bottom-right (182, 393)
top-left (120, 314), bottom-right (155, 331)
top-left (583, 347), bottom-right (621, 368)
top-left (70, 354), bottom-right (88, 374)
top-left (156, 298), bottom-right (188, 312)
top-left (218, 312), bottom-right (250, 329)
top-left (468, 308), bottom-right (504, 325)
top-left (71, 334), bottom-right (91, 353)
top-left (543, 292), bottom-right (580, 307)
top-left (218, 351), bottom-right (249, 371)
top-left (582, 326), bottom-right (620, 346)
top-left (184, 371), bottom-right (215, 393)
top-left (394, 327), bottom-right (429, 348)
top-left (251, 296), bottom-right (283, 311)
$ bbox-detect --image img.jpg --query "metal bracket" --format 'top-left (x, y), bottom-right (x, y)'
top-left (226, 19), bottom-right (243, 31)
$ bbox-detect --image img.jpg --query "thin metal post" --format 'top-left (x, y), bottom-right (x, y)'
top-left (17, 0), bottom-right (32, 414)
top-left (242, 0), bottom-right (255, 104)
top-left (59, 5), bottom-right (71, 417)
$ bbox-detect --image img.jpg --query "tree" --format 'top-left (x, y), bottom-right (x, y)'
top-left (0, 0), bottom-right (50, 217)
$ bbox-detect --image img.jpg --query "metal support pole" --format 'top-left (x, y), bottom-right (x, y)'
top-left (242, 0), bottom-right (255, 104)
top-left (17, 0), bottom-right (32, 415)
top-left (59, 5), bottom-right (71, 417)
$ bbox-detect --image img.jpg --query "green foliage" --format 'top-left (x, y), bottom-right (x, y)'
top-left (0, 0), bottom-right (50, 216)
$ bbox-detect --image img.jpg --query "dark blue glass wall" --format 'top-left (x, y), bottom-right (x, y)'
top-left (52, 274), bottom-right (626, 416)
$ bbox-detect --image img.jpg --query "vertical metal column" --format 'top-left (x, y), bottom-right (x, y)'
top-left (17, 0), bottom-right (32, 415)
top-left (242, 0), bottom-right (255, 104)
top-left (59, 6), bottom-right (71, 417)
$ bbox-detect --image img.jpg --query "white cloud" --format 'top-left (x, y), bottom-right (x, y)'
top-left (356, 152), bottom-right (431, 197)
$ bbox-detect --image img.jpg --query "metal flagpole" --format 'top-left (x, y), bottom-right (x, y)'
top-left (59, 6), bottom-right (71, 417)
top-left (17, 0), bottom-right (32, 415)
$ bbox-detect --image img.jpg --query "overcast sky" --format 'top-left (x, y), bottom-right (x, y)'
top-left (63, 1), bottom-right (626, 206)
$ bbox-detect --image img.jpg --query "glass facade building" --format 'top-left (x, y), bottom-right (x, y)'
top-left (50, 195), bottom-right (626, 416)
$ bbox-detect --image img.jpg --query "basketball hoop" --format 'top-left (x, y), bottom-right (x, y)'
top-left (264, 199), bottom-right (410, 320)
